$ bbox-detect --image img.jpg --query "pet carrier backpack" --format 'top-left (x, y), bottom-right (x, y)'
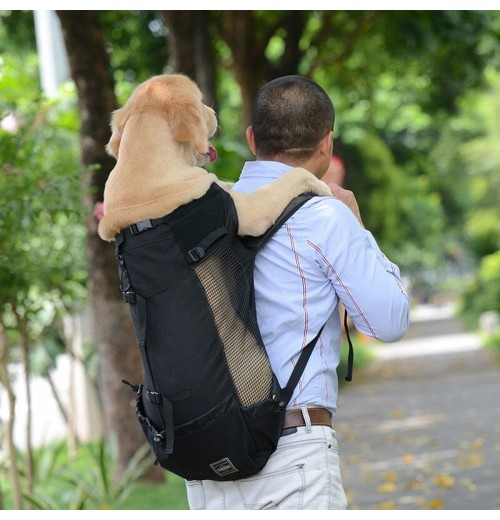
top-left (114, 182), bottom-right (351, 481)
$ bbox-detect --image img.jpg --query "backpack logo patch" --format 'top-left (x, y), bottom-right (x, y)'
top-left (210, 457), bottom-right (239, 477)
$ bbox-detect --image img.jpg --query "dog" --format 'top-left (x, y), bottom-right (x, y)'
top-left (97, 74), bottom-right (331, 242)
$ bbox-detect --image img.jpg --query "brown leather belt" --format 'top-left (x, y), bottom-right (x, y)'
top-left (282, 407), bottom-right (332, 433)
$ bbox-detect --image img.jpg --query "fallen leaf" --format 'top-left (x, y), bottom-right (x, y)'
top-left (402, 453), bottom-right (415, 463)
top-left (427, 498), bottom-right (445, 509)
top-left (458, 453), bottom-right (484, 468)
top-left (382, 471), bottom-right (398, 482)
top-left (377, 482), bottom-right (396, 493)
top-left (471, 436), bottom-right (485, 450)
top-left (434, 474), bottom-right (456, 489)
top-left (377, 500), bottom-right (396, 510)
top-left (459, 478), bottom-right (478, 492)
top-left (408, 479), bottom-right (423, 490)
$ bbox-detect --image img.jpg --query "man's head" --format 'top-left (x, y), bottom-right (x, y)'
top-left (246, 75), bottom-right (335, 175)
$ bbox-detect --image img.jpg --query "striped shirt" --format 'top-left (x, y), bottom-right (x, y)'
top-left (233, 161), bottom-right (410, 416)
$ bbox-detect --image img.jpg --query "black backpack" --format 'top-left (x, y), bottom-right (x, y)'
top-left (114, 182), bottom-right (350, 481)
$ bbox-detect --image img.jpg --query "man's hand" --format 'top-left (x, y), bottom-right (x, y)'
top-left (323, 181), bottom-right (364, 227)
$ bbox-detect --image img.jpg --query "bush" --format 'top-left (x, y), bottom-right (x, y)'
top-left (459, 250), bottom-right (500, 328)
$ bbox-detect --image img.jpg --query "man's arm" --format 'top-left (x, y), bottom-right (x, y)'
top-left (307, 197), bottom-right (410, 343)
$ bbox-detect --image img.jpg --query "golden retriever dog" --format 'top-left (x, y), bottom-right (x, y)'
top-left (97, 74), bottom-right (330, 242)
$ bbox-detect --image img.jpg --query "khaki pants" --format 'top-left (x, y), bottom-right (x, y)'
top-left (185, 418), bottom-right (347, 510)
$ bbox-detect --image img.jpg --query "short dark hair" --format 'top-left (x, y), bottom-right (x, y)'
top-left (251, 75), bottom-right (335, 161)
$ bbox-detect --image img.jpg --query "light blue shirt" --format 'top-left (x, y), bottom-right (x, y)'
top-left (233, 161), bottom-right (410, 416)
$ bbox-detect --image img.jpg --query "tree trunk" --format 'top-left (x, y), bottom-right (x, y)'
top-left (271, 12), bottom-right (307, 78)
top-left (18, 319), bottom-right (34, 496)
top-left (56, 10), bottom-right (158, 481)
top-left (215, 11), bottom-right (307, 133)
top-left (216, 11), bottom-right (266, 131)
top-left (0, 469), bottom-right (4, 509)
top-left (0, 324), bottom-right (23, 509)
top-left (161, 10), bottom-right (217, 109)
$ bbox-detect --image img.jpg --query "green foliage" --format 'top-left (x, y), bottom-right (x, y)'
top-left (0, 52), bottom-right (86, 362)
top-left (98, 11), bottom-right (168, 85)
top-left (2, 440), bottom-right (155, 509)
top-left (465, 210), bottom-right (500, 258)
top-left (460, 70), bottom-right (500, 258)
top-left (338, 132), bottom-right (444, 273)
top-left (347, 133), bottom-right (406, 250)
top-left (117, 475), bottom-right (188, 510)
top-left (484, 329), bottom-right (500, 355)
top-left (205, 66), bottom-right (253, 183)
top-left (0, 10), bottom-right (37, 55)
top-left (459, 251), bottom-right (500, 327)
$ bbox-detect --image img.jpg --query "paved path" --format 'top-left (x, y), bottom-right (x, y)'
top-left (335, 305), bottom-right (500, 510)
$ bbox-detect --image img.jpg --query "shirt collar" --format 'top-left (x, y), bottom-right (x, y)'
top-left (240, 160), bottom-right (294, 181)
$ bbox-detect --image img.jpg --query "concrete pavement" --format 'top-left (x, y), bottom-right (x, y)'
top-left (335, 304), bottom-right (500, 510)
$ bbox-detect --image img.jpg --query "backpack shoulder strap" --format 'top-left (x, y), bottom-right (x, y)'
top-left (281, 324), bottom-right (325, 404)
top-left (244, 191), bottom-right (356, 385)
top-left (242, 192), bottom-right (315, 251)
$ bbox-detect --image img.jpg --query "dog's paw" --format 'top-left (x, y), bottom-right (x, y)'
top-left (310, 178), bottom-right (332, 197)
top-left (290, 167), bottom-right (332, 197)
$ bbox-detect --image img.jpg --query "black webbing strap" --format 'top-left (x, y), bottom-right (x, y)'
top-left (281, 308), bottom-right (354, 400)
top-left (344, 309), bottom-right (354, 382)
top-left (281, 324), bottom-right (325, 404)
top-left (185, 226), bottom-right (227, 264)
top-left (243, 192), bottom-right (314, 252)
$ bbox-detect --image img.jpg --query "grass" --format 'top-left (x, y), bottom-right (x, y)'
top-left (0, 440), bottom-right (189, 510)
top-left (117, 474), bottom-right (189, 510)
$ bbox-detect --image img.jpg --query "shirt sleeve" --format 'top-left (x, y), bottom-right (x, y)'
top-left (304, 197), bottom-right (410, 343)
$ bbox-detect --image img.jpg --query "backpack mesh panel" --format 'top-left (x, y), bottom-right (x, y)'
top-left (193, 238), bottom-right (272, 407)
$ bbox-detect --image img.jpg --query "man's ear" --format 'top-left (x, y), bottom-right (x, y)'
top-left (319, 130), bottom-right (334, 157)
top-left (246, 126), bottom-right (256, 156)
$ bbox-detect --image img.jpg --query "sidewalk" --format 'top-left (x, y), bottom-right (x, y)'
top-left (335, 304), bottom-right (500, 510)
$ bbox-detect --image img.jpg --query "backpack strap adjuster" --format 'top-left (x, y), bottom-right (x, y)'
top-left (187, 246), bottom-right (205, 263)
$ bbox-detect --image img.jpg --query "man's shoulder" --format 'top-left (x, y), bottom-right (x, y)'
top-left (291, 195), bottom-right (361, 237)
top-left (300, 195), bottom-right (349, 216)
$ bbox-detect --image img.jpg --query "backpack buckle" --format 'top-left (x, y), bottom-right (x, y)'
top-left (146, 390), bottom-right (162, 405)
top-left (122, 290), bottom-right (136, 304)
top-left (130, 220), bottom-right (153, 235)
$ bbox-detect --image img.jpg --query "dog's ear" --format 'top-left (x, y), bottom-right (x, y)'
top-left (105, 107), bottom-right (125, 158)
top-left (106, 132), bottom-right (120, 159)
top-left (167, 101), bottom-right (210, 154)
top-left (159, 75), bottom-right (217, 153)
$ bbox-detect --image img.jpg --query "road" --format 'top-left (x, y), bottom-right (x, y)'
top-left (335, 304), bottom-right (500, 510)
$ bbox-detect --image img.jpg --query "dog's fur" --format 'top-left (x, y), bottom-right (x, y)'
top-left (98, 74), bottom-right (331, 242)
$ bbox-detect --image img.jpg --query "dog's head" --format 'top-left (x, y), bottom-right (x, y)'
top-left (106, 74), bottom-right (218, 164)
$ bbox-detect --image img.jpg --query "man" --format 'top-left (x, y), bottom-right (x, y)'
top-left (186, 75), bottom-right (409, 510)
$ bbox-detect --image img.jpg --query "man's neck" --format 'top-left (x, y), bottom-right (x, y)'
top-left (256, 154), bottom-right (322, 179)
